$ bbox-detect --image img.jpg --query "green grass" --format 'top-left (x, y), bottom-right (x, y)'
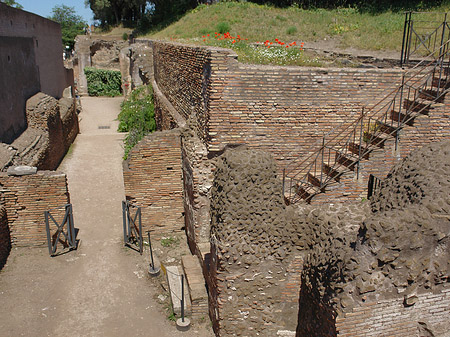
top-left (144, 1), bottom-right (450, 65)
top-left (160, 236), bottom-right (179, 248)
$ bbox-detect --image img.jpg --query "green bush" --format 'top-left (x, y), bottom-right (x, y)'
top-left (118, 85), bottom-right (156, 159)
top-left (122, 32), bottom-right (129, 41)
top-left (216, 21), bottom-right (230, 34)
top-left (286, 26), bottom-right (298, 35)
top-left (84, 67), bottom-right (122, 97)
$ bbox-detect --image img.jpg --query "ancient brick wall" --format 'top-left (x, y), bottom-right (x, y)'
top-left (0, 206), bottom-right (11, 269)
top-left (0, 36), bottom-right (40, 143)
top-left (123, 129), bottom-right (184, 237)
top-left (0, 171), bottom-right (70, 247)
top-left (0, 4), bottom-right (74, 143)
top-left (208, 65), bottom-right (402, 162)
top-left (335, 290), bottom-right (450, 336)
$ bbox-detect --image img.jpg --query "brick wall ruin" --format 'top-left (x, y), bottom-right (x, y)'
top-left (73, 36), bottom-right (127, 95)
top-left (297, 140), bottom-right (450, 336)
top-left (0, 3), bottom-right (74, 143)
top-left (120, 39), bottom-right (450, 336)
top-left (123, 129), bottom-right (184, 237)
top-left (0, 171), bottom-right (70, 247)
top-left (1, 92), bottom-right (79, 172)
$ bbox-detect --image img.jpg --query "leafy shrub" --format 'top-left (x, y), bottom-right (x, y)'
top-left (84, 67), bottom-right (122, 97)
top-left (286, 26), bottom-right (298, 34)
top-left (122, 32), bottom-right (128, 41)
top-left (118, 85), bottom-right (156, 159)
top-left (216, 21), bottom-right (230, 34)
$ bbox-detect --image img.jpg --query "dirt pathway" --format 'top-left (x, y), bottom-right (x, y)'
top-left (0, 97), bottom-right (213, 337)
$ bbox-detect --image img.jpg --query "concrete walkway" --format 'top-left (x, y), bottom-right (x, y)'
top-left (0, 97), bottom-right (212, 337)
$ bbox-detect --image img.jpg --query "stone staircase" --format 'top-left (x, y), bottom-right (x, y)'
top-left (283, 14), bottom-right (450, 204)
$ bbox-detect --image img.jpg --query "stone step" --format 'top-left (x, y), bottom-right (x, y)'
top-left (348, 142), bottom-right (370, 159)
top-left (376, 121), bottom-right (398, 137)
top-left (166, 265), bottom-right (191, 316)
top-left (403, 99), bottom-right (431, 114)
top-left (181, 255), bottom-right (208, 319)
top-left (335, 152), bottom-right (357, 171)
top-left (322, 163), bottom-right (341, 182)
top-left (390, 110), bottom-right (415, 126)
top-left (363, 133), bottom-right (386, 148)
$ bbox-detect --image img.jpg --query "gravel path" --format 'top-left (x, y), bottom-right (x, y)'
top-left (0, 97), bottom-right (213, 337)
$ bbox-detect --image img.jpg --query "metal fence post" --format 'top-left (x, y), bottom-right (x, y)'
top-left (122, 201), bottom-right (127, 244)
top-left (138, 207), bottom-right (143, 255)
top-left (44, 210), bottom-right (52, 255)
top-left (181, 274), bottom-right (185, 323)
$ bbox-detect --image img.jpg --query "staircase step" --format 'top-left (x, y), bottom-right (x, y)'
top-left (348, 142), bottom-right (370, 159)
top-left (419, 89), bottom-right (444, 103)
top-left (323, 163), bottom-right (341, 182)
top-left (432, 77), bottom-right (450, 89)
top-left (295, 185), bottom-right (311, 200)
top-left (403, 99), bottom-right (430, 114)
top-left (335, 152), bottom-right (357, 171)
top-left (376, 121), bottom-right (398, 136)
top-left (307, 172), bottom-right (322, 188)
top-left (390, 110), bottom-right (415, 126)
top-left (363, 133), bottom-right (386, 148)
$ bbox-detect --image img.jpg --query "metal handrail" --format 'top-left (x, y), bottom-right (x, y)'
top-left (283, 16), bottom-right (450, 204)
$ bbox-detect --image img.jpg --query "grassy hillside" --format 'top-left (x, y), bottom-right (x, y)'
top-left (145, 1), bottom-right (450, 66)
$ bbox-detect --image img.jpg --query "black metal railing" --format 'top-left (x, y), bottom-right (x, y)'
top-left (283, 13), bottom-right (450, 205)
top-left (44, 204), bottom-right (77, 256)
top-left (122, 200), bottom-right (143, 254)
top-left (401, 12), bottom-right (450, 66)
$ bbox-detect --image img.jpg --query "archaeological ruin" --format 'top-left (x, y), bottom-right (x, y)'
top-left (1, 4), bottom-right (449, 337)
top-left (114, 24), bottom-right (449, 336)
top-left (0, 4), bottom-right (77, 259)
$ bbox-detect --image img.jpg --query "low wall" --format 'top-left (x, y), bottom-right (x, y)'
top-left (1, 92), bottom-right (79, 172)
top-left (0, 206), bottom-right (11, 269)
top-left (0, 171), bottom-right (70, 247)
top-left (123, 129), bottom-right (184, 237)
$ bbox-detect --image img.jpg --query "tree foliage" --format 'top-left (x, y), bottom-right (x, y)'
top-left (85, 0), bottom-right (147, 26)
top-left (1, 0), bottom-right (23, 9)
top-left (49, 5), bottom-right (86, 51)
top-left (84, 0), bottom-right (201, 29)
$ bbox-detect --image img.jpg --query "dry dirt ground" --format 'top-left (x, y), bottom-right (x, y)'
top-left (0, 97), bottom-right (214, 337)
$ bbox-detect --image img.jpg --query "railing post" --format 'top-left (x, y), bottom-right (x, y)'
top-left (406, 14), bottom-right (414, 65)
top-left (400, 11), bottom-right (411, 66)
top-left (67, 204), bottom-right (76, 248)
top-left (357, 108), bottom-right (364, 180)
top-left (181, 274), bottom-right (185, 323)
top-left (122, 200), bottom-right (127, 244)
top-left (44, 210), bottom-right (52, 255)
top-left (138, 207), bottom-right (143, 255)
top-left (320, 135), bottom-right (325, 187)
top-left (282, 168), bottom-right (285, 197)
top-left (437, 13), bottom-right (448, 95)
